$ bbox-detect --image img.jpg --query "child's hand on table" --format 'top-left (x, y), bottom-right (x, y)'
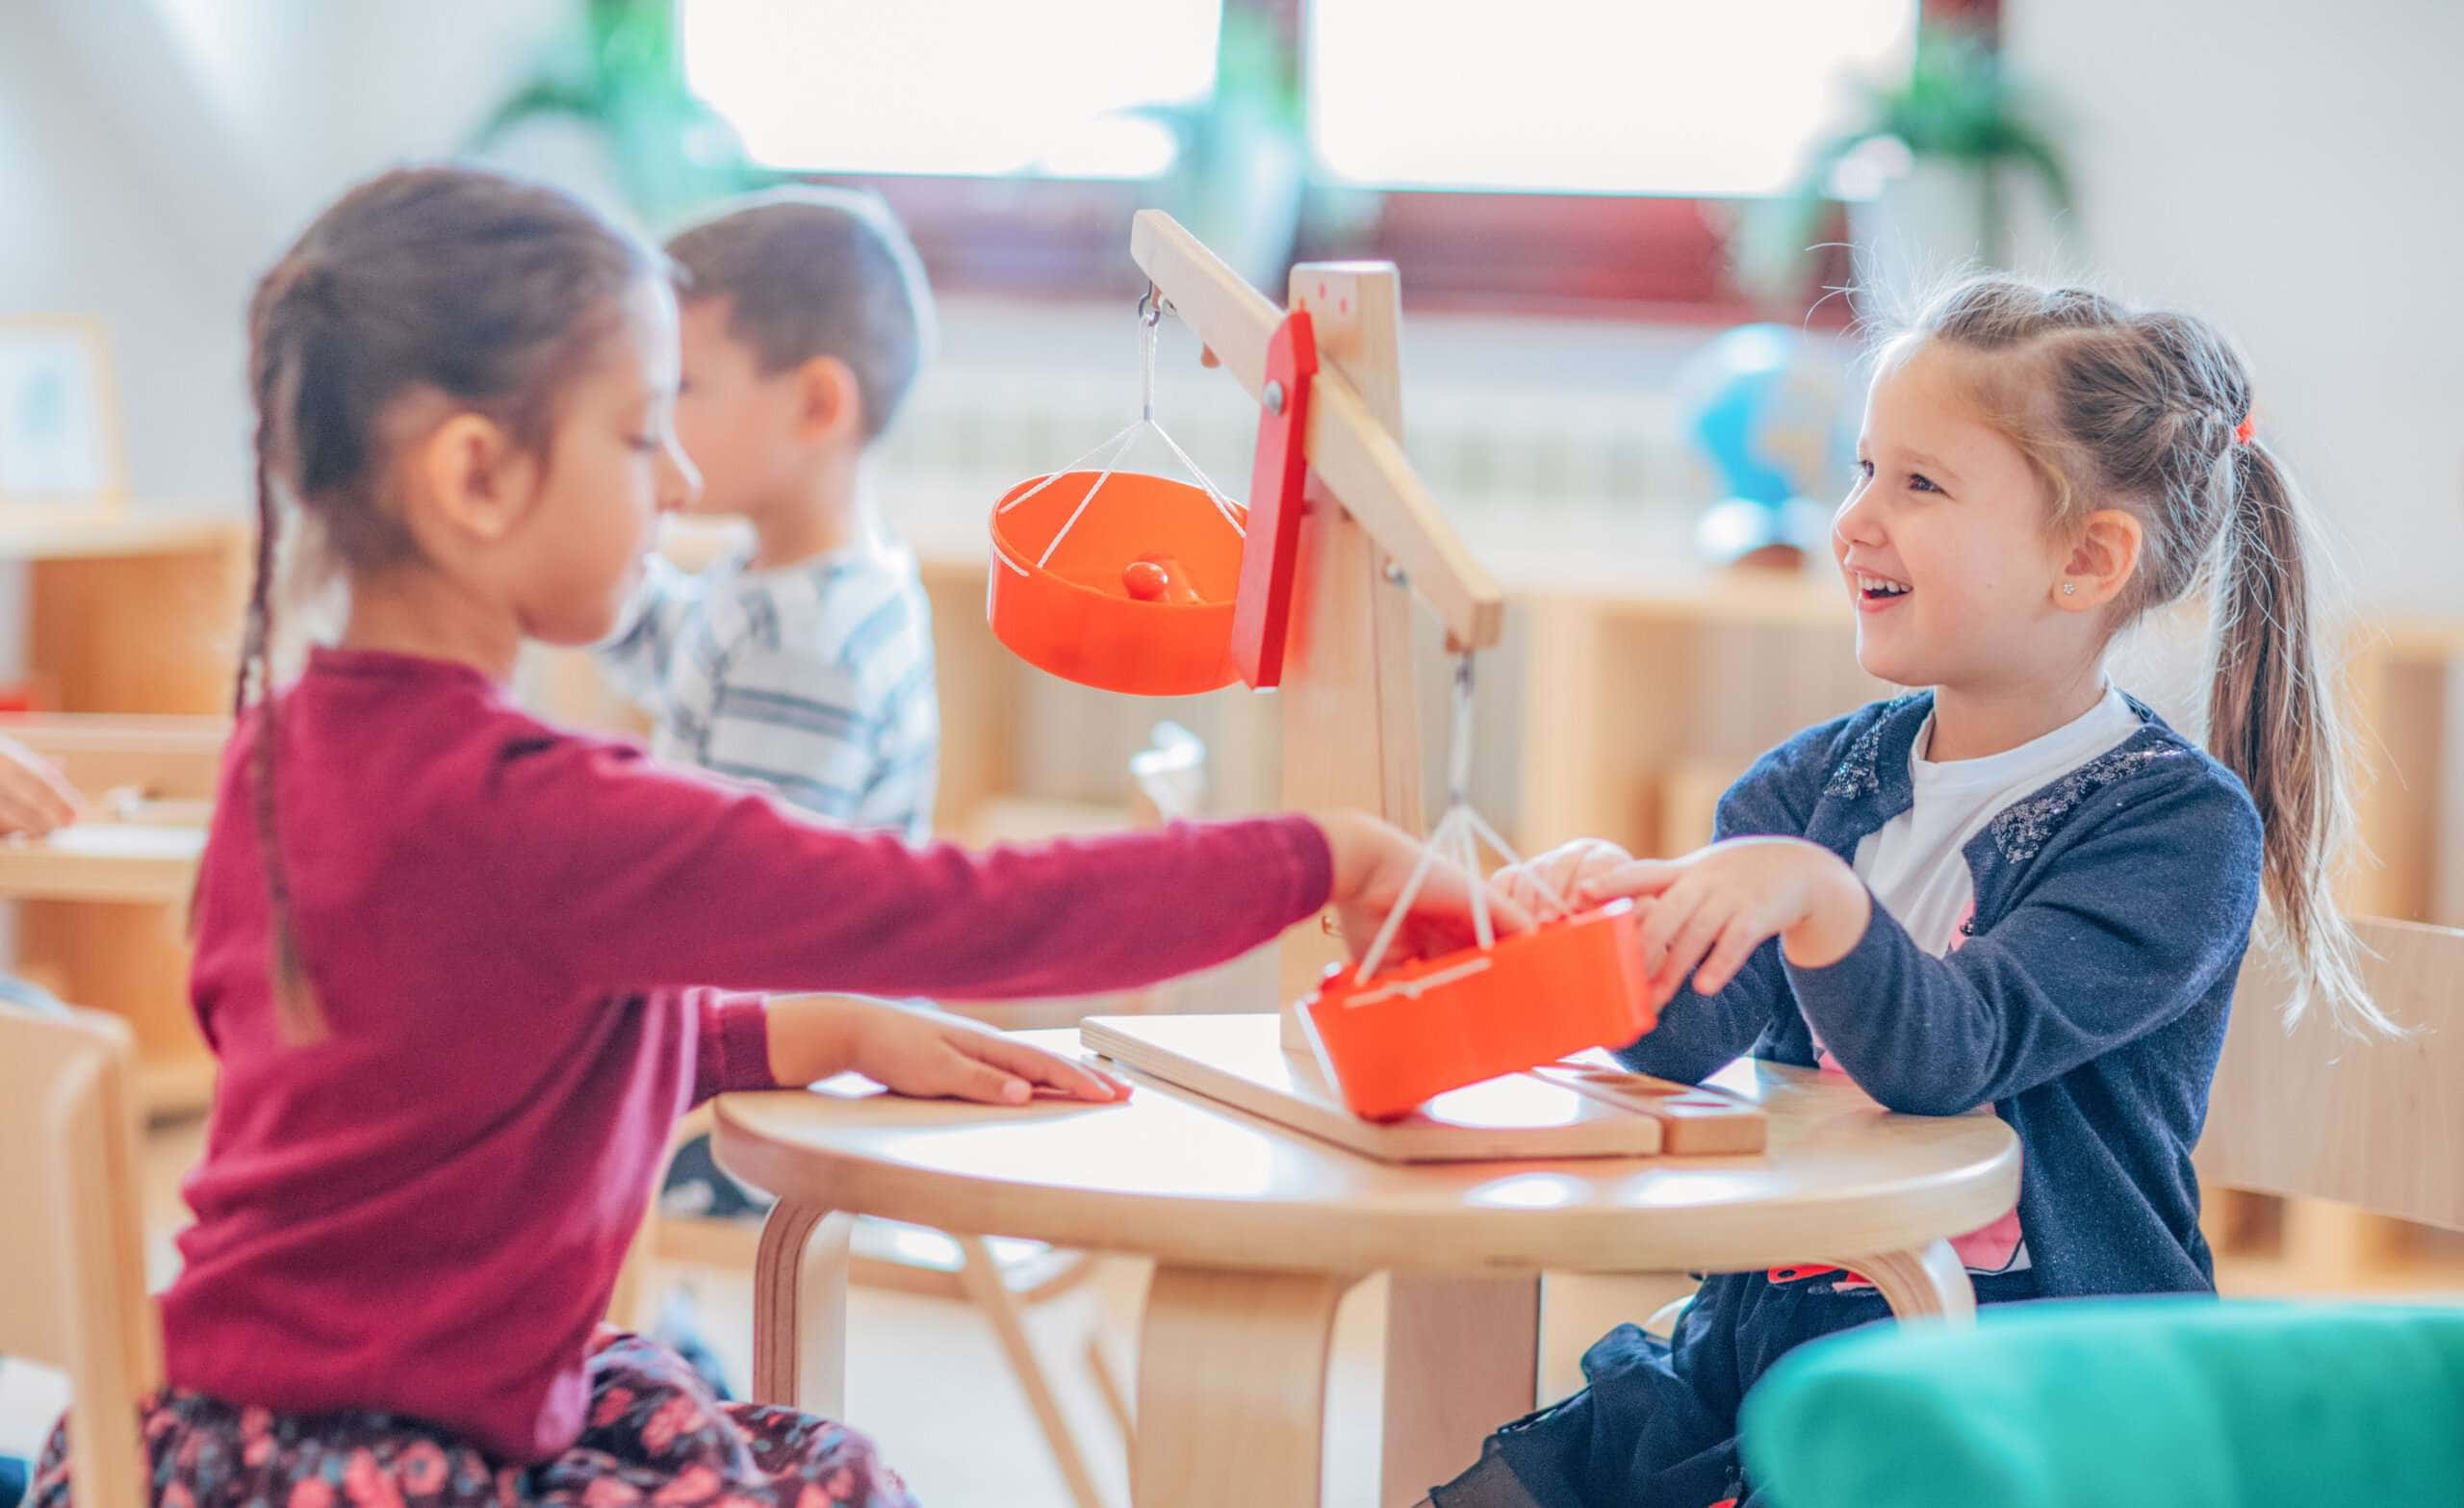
top-left (1492, 837), bottom-right (1635, 914)
top-left (0, 735), bottom-right (80, 837)
top-left (1315, 810), bottom-right (1534, 963)
top-left (1578, 837), bottom-right (1870, 1004)
top-left (770, 997), bottom-right (1132, 1107)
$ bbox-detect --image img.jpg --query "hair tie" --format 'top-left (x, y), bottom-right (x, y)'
top-left (2233, 409), bottom-right (2257, 447)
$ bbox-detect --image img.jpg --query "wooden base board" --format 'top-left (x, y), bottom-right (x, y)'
top-left (1081, 1013), bottom-right (1763, 1163)
top-left (1527, 1052), bottom-right (1768, 1155)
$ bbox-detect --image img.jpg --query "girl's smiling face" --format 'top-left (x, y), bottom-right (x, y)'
top-left (1832, 340), bottom-right (2075, 692)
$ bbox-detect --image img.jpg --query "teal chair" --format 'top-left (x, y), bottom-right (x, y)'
top-left (1743, 918), bottom-right (2464, 1507)
top-left (1743, 1299), bottom-right (2464, 1507)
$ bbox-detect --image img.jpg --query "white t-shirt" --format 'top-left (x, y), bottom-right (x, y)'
top-left (1851, 686), bottom-right (2143, 955)
top-left (1828, 685), bottom-right (2141, 1281)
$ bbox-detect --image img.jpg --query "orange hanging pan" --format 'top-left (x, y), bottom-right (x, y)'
top-left (988, 470), bottom-right (1247, 697)
top-left (987, 308), bottom-right (1316, 698)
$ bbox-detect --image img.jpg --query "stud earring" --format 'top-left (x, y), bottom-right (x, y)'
top-left (2062, 583), bottom-right (2078, 597)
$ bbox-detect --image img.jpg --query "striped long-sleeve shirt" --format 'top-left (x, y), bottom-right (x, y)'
top-left (597, 540), bottom-right (938, 841)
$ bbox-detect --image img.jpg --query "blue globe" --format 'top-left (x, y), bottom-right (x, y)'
top-left (1676, 323), bottom-right (1852, 564)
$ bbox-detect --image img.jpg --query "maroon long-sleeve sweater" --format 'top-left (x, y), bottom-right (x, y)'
top-left (162, 647), bottom-right (1329, 1463)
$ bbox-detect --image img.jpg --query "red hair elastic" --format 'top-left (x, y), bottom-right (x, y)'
top-left (2234, 410), bottom-right (2257, 446)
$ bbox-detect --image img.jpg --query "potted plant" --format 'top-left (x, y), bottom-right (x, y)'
top-left (468, 0), bottom-right (767, 232)
top-left (1739, 21), bottom-right (2072, 309)
top-left (1128, 5), bottom-right (1312, 288)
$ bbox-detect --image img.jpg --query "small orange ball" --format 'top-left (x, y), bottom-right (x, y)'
top-left (1122, 559), bottom-right (1171, 601)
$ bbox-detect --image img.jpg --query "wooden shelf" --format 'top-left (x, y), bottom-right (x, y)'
top-left (0, 825), bottom-right (204, 904)
top-left (12, 519), bottom-right (245, 1123)
top-left (0, 506), bottom-right (244, 562)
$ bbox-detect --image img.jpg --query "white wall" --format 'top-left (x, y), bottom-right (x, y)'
top-left (10, 0), bottom-right (2459, 592)
top-left (0, 0), bottom-right (571, 508)
top-left (2005, 0), bottom-right (2464, 618)
top-left (9, 0), bottom-right (2463, 848)
top-left (0, 3), bottom-right (247, 504)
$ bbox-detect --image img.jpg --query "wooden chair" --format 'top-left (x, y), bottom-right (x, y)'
top-left (2196, 916), bottom-right (2464, 1288)
top-left (0, 1001), bottom-right (158, 1508)
top-left (1737, 919), bottom-right (2464, 1508)
top-left (1630, 919), bottom-right (2464, 1350)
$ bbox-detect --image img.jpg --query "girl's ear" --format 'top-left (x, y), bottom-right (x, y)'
top-left (416, 412), bottom-right (537, 543)
top-left (2058, 507), bottom-right (2144, 611)
top-left (790, 355), bottom-right (864, 446)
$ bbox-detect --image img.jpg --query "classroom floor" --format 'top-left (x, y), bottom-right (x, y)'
top-left (0, 1114), bottom-right (1664, 1508)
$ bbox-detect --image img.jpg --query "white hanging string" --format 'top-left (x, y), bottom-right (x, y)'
top-left (1458, 808), bottom-right (1494, 951)
top-left (1032, 426), bottom-right (1144, 570)
top-left (1350, 805), bottom-right (1468, 984)
top-left (1445, 657), bottom-right (1494, 947)
top-left (1152, 423), bottom-right (1245, 524)
top-left (995, 288), bottom-right (1246, 574)
top-left (1448, 656), bottom-right (1476, 809)
top-left (1346, 652), bottom-right (1579, 985)
top-left (996, 420), bottom-right (1145, 517)
top-left (1468, 806), bottom-right (1570, 920)
top-left (1141, 290), bottom-right (1160, 422)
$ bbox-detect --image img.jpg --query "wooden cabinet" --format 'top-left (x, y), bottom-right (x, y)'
top-left (8, 509), bottom-right (247, 1115)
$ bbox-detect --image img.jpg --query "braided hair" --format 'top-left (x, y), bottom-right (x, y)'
top-left (237, 166), bottom-right (658, 1039)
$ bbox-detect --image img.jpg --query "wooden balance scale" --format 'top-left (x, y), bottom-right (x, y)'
top-left (994, 211), bottom-right (1766, 1166)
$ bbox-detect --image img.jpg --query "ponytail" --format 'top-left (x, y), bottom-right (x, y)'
top-left (1891, 274), bottom-right (2396, 1035)
top-left (2207, 439), bottom-right (2393, 1034)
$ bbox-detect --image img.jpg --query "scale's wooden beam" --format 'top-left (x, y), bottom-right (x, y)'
top-left (1130, 211), bottom-right (1505, 652)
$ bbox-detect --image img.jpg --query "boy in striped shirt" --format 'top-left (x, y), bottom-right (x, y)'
top-left (601, 187), bottom-right (938, 842)
top-left (596, 189), bottom-right (941, 1275)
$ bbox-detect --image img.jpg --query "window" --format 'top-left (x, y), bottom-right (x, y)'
top-left (680, 0), bottom-right (1223, 179)
top-left (1309, 0), bottom-right (1916, 197)
top-left (680, 0), bottom-right (1984, 315)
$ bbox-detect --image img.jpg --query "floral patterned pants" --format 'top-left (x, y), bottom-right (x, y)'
top-left (33, 1332), bottom-right (915, 1508)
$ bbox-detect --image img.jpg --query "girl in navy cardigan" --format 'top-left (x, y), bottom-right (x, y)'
top-left (1429, 275), bottom-right (2397, 1508)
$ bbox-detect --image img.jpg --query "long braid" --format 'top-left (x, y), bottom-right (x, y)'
top-left (244, 283), bottom-right (321, 1042)
top-left (225, 165), bottom-right (660, 1049)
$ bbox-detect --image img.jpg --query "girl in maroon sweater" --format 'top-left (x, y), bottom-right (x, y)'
top-left (31, 166), bottom-right (1506, 1508)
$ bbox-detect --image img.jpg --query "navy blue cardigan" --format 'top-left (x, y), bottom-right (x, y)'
top-left (1616, 691), bottom-right (2263, 1297)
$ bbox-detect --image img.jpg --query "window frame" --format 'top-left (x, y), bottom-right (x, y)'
top-left (754, 0), bottom-right (1996, 322)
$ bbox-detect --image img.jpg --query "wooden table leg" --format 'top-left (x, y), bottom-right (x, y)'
top-left (1380, 1274), bottom-right (1540, 1507)
top-left (1841, 1240), bottom-right (1976, 1323)
top-left (953, 1235), bottom-right (1108, 1508)
top-left (1135, 1265), bottom-right (1357, 1508)
top-left (751, 1202), bottom-right (855, 1417)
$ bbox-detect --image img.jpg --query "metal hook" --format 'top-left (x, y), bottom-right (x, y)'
top-left (1138, 283), bottom-right (1164, 328)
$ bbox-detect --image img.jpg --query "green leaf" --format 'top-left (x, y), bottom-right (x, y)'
top-left (469, 78), bottom-right (612, 149)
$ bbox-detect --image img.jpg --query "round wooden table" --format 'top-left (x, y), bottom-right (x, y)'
top-left (715, 1028), bottom-right (2019, 1508)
